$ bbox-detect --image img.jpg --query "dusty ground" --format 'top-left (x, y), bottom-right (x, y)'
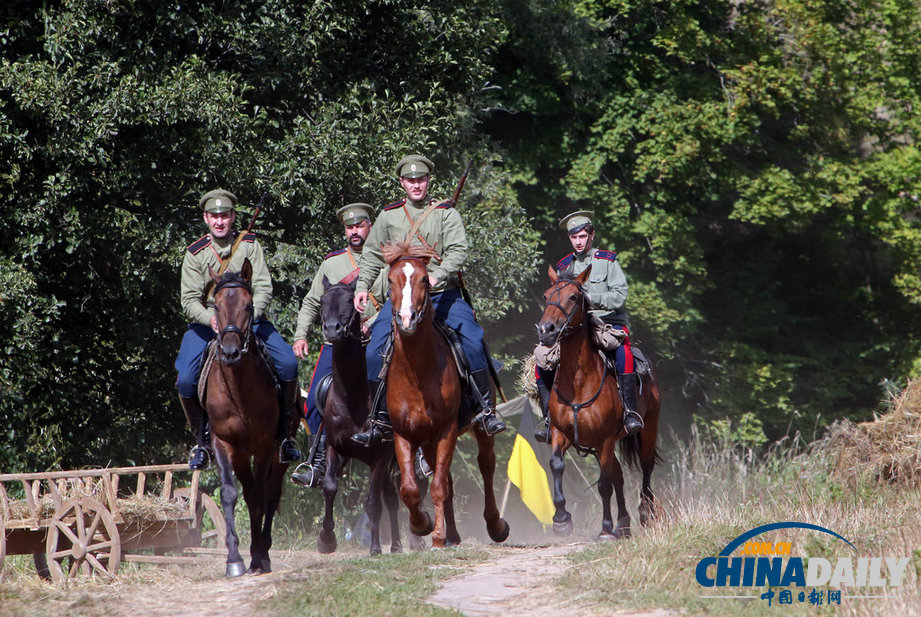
top-left (428, 542), bottom-right (676, 617)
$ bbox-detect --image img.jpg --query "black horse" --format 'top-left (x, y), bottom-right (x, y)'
top-left (314, 277), bottom-right (416, 554)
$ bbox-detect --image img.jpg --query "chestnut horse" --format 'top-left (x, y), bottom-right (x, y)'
top-left (315, 277), bottom-right (410, 555)
top-left (536, 264), bottom-right (660, 539)
top-left (382, 242), bottom-right (509, 547)
top-left (204, 259), bottom-right (298, 576)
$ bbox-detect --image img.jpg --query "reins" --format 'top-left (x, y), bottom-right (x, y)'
top-left (546, 278), bottom-right (603, 456)
top-left (214, 278), bottom-right (254, 354)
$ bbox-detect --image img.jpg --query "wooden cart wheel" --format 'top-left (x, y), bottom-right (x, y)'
top-left (46, 496), bottom-right (121, 583)
top-left (173, 487), bottom-right (227, 549)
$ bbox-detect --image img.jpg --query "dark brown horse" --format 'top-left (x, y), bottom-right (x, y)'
top-left (315, 277), bottom-right (410, 555)
top-left (536, 265), bottom-right (660, 539)
top-left (204, 259), bottom-right (297, 576)
top-left (382, 242), bottom-right (509, 547)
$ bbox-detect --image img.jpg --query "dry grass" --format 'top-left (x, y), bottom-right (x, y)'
top-left (815, 379), bottom-right (921, 488)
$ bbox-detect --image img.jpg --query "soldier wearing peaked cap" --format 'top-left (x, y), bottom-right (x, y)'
top-left (349, 153), bottom-right (507, 448)
top-left (288, 202), bottom-right (388, 488)
top-left (174, 189), bottom-right (301, 470)
top-left (534, 209), bottom-right (643, 441)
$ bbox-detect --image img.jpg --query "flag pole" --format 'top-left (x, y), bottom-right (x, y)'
top-left (498, 477), bottom-right (512, 518)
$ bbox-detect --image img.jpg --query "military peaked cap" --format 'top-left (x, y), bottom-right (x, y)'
top-left (336, 203), bottom-right (375, 225)
top-left (395, 154), bottom-right (434, 178)
top-left (559, 210), bottom-right (594, 232)
top-left (198, 189), bottom-right (237, 213)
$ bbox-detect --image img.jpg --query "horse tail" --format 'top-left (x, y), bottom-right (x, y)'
top-left (618, 434), bottom-right (663, 470)
top-left (618, 434), bottom-right (642, 470)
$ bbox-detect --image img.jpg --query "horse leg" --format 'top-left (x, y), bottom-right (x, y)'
top-left (235, 453), bottom-right (269, 575)
top-left (256, 459), bottom-right (287, 574)
top-left (381, 457), bottom-right (404, 553)
top-left (365, 454), bottom-right (387, 556)
top-left (318, 450), bottom-right (343, 554)
top-left (598, 441), bottom-right (631, 540)
top-left (395, 435), bottom-right (433, 537)
top-left (443, 470), bottom-right (461, 546)
top-left (429, 435), bottom-right (458, 548)
top-left (549, 434), bottom-right (574, 536)
top-left (213, 445), bottom-right (245, 578)
top-left (638, 394), bottom-right (660, 526)
top-left (471, 429), bottom-right (510, 543)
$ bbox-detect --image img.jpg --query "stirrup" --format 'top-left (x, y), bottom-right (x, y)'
top-left (279, 437), bottom-right (302, 463)
top-left (188, 446), bottom-right (211, 471)
top-left (623, 411), bottom-right (644, 436)
top-left (414, 450), bottom-right (433, 477)
top-left (474, 410), bottom-right (507, 436)
top-left (534, 418), bottom-right (550, 443)
top-left (291, 461), bottom-right (326, 488)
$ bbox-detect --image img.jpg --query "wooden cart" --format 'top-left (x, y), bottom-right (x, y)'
top-left (0, 464), bottom-right (226, 583)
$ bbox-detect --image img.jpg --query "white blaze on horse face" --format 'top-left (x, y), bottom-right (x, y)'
top-left (399, 261), bottom-right (416, 328)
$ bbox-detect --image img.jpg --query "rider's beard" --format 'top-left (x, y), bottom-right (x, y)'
top-left (348, 234), bottom-right (365, 249)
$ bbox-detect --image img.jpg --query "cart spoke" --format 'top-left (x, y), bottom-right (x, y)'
top-left (55, 520), bottom-right (81, 545)
top-left (67, 557), bottom-right (81, 580)
top-left (49, 549), bottom-right (72, 560)
top-left (74, 503), bottom-right (86, 538)
top-left (85, 512), bottom-right (103, 542)
top-left (86, 539), bottom-right (113, 552)
top-left (85, 553), bottom-right (111, 577)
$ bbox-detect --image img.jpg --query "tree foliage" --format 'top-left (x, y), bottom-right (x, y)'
top-left (485, 0), bottom-right (921, 439)
top-left (0, 0), bottom-right (537, 471)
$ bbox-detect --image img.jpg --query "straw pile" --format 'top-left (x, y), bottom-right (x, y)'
top-left (816, 379), bottom-right (921, 487)
top-left (518, 353), bottom-right (539, 401)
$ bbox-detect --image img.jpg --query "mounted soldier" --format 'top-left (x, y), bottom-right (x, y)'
top-left (534, 210), bottom-right (644, 441)
top-left (351, 154), bottom-right (506, 447)
top-left (289, 203), bottom-right (387, 487)
top-left (174, 189), bottom-right (301, 470)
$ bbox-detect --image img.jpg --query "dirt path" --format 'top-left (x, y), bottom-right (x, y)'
top-left (427, 542), bottom-right (675, 617)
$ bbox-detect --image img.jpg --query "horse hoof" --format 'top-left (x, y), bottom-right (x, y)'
top-left (317, 533), bottom-right (337, 554)
top-left (488, 518), bottom-right (510, 543)
top-left (391, 545), bottom-right (403, 554)
top-left (226, 561), bottom-right (246, 578)
top-left (246, 566), bottom-right (270, 576)
top-left (597, 531), bottom-right (619, 542)
top-left (370, 546), bottom-right (382, 556)
top-left (411, 511), bottom-right (435, 537)
top-left (409, 535), bottom-right (426, 551)
top-left (553, 517), bottom-right (574, 537)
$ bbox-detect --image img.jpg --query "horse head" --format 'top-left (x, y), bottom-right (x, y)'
top-left (320, 274), bottom-right (360, 343)
top-left (209, 258), bottom-right (255, 365)
top-left (382, 241), bottom-right (439, 334)
top-left (537, 263), bottom-right (591, 347)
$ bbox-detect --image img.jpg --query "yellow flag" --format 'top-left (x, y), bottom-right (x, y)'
top-left (507, 408), bottom-right (554, 526)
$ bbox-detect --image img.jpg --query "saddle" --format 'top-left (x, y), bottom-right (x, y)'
top-left (198, 337), bottom-right (279, 405)
top-left (377, 322), bottom-right (480, 429)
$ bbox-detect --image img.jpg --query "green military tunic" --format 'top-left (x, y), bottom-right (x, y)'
top-left (555, 247), bottom-right (630, 327)
top-left (294, 246), bottom-right (388, 341)
top-left (180, 232), bottom-right (272, 326)
top-left (357, 197), bottom-right (468, 295)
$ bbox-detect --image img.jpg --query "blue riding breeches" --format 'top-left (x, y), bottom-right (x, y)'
top-left (365, 288), bottom-right (487, 381)
top-left (174, 320), bottom-right (298, 398)
top-left (303, 343), bottom-right (332, 434)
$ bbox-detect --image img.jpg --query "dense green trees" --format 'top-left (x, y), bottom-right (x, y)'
top-left (2, 0), bottom-right (921, 471)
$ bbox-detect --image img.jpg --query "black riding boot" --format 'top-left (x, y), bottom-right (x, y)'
top-left (618, 372), bottom-right (643, 436)
top-left (180, 395), bottom-right (211, 470)
top-left (351, 379), bottom-right (393, 447)
top-left (291, 433), bottom-right (327, 488)
top-left (534, 376), bottom-right (553, 443)
top-left (471, 369), bottom-right (507, 436)
top-left (277, 380), bottom-right (302, 463)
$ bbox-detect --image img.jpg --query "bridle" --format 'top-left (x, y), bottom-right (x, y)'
top-left (543, 278), bottom-right (607, 455)
top-left (391, 258), bottom-right (429, 332)
top-left (540, 279), bottom-right (588, 346)
top-left (214, 278), bottom-right (254, 354)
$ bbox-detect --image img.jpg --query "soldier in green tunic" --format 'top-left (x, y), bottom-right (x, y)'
top-left (288, 203), bottom-right (387, 487)
top-left (534, 210), bottom-right (643, 441)
top-left (174, 189), bottom-right (301, 469)
top-left (350, 154), bottom-right (506, 447)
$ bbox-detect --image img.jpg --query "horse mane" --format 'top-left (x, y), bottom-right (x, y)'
top-left (381, 240), bottom-right (440, 267)
top-left (214, 270), bottom-right (253, 294)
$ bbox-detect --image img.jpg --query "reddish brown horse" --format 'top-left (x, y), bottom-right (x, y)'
top-left (204, 259), bottom-right (298, 576)
top-left (537, 265), bottom-right (660, 539)
top-left (383, 242), bottom-right (509, 547)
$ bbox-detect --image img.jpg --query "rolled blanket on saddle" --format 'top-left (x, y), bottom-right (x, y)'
top-left (533, 315), bottom-right (626, 372)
